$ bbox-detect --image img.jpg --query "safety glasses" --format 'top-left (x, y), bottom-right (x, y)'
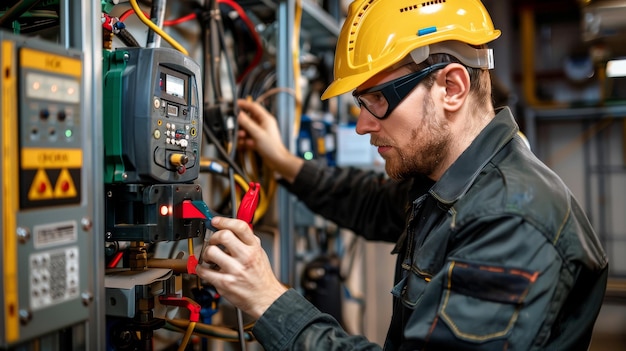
top-left (352, 62), bottom-right (450, 120)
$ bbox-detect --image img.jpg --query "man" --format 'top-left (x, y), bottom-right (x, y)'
top-left (196, 0), bottom-right (609, 350)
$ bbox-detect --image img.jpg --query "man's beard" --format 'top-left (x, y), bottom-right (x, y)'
top-left (385, 95), bottom-right (451, 181)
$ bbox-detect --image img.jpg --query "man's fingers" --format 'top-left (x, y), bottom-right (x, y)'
top-left (196, 259), bottom-right (229, 289)
top-left (237, 109), bottom-right (267, 144)
top-left (237, 99), bottom-right (274, 126)
top-left (202, 245), bottom-right (237, 272)
top-left (211, 217), bottom-right (258, 246)
top-left (237, 98), bottom-right (259, 115)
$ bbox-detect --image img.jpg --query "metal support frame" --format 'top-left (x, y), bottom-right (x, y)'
top-left (63, 0), bottom-right (105, 348)
top-left (276, 0), bottom-right (297, 286)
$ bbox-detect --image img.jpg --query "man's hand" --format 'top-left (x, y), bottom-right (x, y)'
top-left (196, 216), bottom-right (288, 319)
top-left (237, 99), bottom-right (304, 183)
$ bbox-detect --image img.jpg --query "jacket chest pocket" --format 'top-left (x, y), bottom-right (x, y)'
top-left (392, 263), bottom-right (432, 307)
top-left (437, 260), bottom-right (538, 342)
top-left (393, 215), bottom-right (450, 307)
top-left (392, 237), bottom-right (446, 307)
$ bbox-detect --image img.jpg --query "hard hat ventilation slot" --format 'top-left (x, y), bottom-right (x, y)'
top-left (347, 0), bottom-right (375, 52)
top-left (400, 0), bottom-right (446, 14)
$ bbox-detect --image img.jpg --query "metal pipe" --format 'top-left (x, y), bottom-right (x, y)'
top-left (146, 0), bottom-right (167, 48)
top-left (147, 258), bottom-right (188, 273)
top-left (520, 5), bottom-right (562, 108)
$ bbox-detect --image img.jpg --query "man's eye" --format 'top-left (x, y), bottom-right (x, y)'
top-left (362, 92), bottom-right (385, 106)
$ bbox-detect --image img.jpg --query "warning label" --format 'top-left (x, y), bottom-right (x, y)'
top-left (21, 148), bottom-right (82, 169)
top-left (20, 148), bottom-right (82, 208)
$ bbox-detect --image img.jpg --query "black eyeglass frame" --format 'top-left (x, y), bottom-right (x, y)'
top-left (352, 62), bottom-right (451, 120)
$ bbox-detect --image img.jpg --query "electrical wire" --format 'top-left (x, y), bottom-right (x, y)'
top-left (218, 0), bottom-right (264, 83)
top-left (201, 158), bottom-right (271, 223)
top-left (127, 0), bottom-right (188, 55)
top-left (203, 0), bottom-right (247, 347)
top-left (165, 13), bottom-right (196, 26)
top-left (104, 1), bottom-right (269, 348)
top-left (238, 61), bottom-right (277, 101)
top-left (165, 318), bottom-right (255, 342)
top-left (118, 8), bottom-right (196, 27)
top-left (236, 63), bottom-right (302, 222)
top-left (202, 123), bottom-right (248, 180)
top-left (107, 251), bottom-right (124, 268)
top-left (116, 28), bottom-right (141, 47)
top-left (118, 8), bottom-right (135, 22)
top-left (111, 2), bottom-right (274, 347)
top-left (177, 321), bottom-right (196, 351)
top-left (117, 0), bottom-right (262, 80)
top-left (255, 86), bottom-right (298, 106)
top-left (116, 0), bottom-right (269, 226)
top-left (292, 0), bottom-right (303, 138)
top-left (241, 88), bottom-right (299, 221)
top-left (236, 66), bottom-right (302, 215)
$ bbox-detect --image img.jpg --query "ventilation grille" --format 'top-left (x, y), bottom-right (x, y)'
top-left (347, 0), bottom-right (447, 52)
top-left (401, 0), bottom-right (446, 13)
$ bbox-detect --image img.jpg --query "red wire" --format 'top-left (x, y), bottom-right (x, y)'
top-left (164, 13), bottom-right (196, 26)
top-left (107, 251), bottom-right (124, 268)
top-left (115, 0), bottom-right (264, 81)
top-left (118, 8), bottom-right (196, 26)
top-left (218, 0), bottom-right (264, 82)
top-left (118, 8), bottom-right (136, 23)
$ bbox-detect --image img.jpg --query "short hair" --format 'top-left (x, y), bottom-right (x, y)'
top-left (410, 45), bottom-right (493, 111)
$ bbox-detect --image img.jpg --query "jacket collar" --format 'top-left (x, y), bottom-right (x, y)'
top-left (429, 107), bottom-right (519, 205)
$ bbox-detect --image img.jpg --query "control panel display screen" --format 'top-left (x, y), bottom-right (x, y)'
top-left (159, 66), bottom-right (188, 105)
top-left (165, 74), bottom-right (184, 98)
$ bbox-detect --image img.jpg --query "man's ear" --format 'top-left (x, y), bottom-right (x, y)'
top-left (439, 63), bottom-right (470, 113)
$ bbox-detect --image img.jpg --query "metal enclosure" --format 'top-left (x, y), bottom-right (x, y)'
top-left (0, 0), bottom-right (103, 349)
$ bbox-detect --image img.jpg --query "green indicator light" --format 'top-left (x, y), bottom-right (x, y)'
top-left (304, 151), bottom-right (314, 160)
top-left (65, 129), bottom-right (73, 138)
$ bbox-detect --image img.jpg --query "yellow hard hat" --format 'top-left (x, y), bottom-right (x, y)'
top-left (321, 0), bottom-right (501, 100)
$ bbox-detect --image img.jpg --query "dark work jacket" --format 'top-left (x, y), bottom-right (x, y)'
top-left (252, 107), bottom-right (609, 351)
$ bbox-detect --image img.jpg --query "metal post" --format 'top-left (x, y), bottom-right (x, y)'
top-left (276, 0), bottom-right (297, 286)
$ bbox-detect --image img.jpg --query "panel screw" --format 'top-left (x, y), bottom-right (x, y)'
top-left (19, 309), bottom-right (32, 325)
top-left (81, 292), bottom-right (94, 306)
top-left (81, 217), bottom-right (92, 231)
top-left (17, 227), bottom-right (30, 244)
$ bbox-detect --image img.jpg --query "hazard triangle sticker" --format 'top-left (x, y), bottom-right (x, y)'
top-left (53, 168), bottom-right (77, 198)
top-left (28, 169), bottom-right (54, 200)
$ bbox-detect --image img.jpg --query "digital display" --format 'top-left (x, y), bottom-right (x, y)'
top-left (167, 104), bottom-right (178, 116)
top-left (165, 74), bottom-right (185, 98)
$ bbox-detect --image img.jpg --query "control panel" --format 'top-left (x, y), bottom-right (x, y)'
top-left (103, 47), bottom-right (205, 243)
top-left (103, 47), bottom-right (202, 184)
top-left (0, 32), bottom-right (93, 348)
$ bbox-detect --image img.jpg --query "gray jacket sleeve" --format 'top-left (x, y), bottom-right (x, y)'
top-left (283, 160), bottom-right (418, 243)
top-left (252, 289), bottom-right (382, 351)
